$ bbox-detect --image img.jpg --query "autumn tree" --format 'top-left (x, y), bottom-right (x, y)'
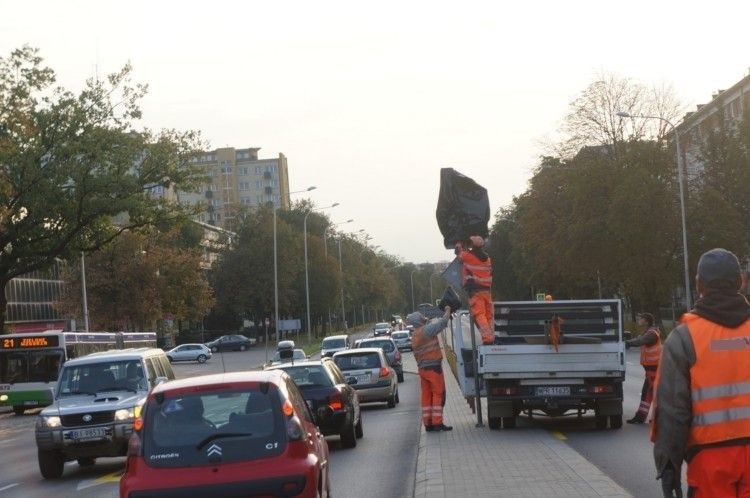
top-left (0, 46), bottom-right (206, 331)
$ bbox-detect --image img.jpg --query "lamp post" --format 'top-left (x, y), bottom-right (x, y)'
top-left (410, 269), bottom-right (417, 310)
top-left (429, 272), bottom-right (441, 304)
top-left (274, 186), bottom-right (316, 343)
top-left (304, 203), bottom-right (339, 346)
top-left (324, 219), bottom-right (353, 258)
top-left (617, 111), bottom-right (692, 310)
top-left (81, 252), bottom-right (90, 332)
top-left (337, 237), bottom-right (347, 331)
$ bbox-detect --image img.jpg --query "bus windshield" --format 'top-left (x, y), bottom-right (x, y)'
top-left (0, 349), bottom-right (64, 384)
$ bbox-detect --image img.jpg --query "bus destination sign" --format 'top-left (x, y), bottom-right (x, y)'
top-left (1, 335), bottom-right (60, 349)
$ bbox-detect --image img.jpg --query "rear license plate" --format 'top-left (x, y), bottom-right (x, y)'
top-left (64, 427), bottom-right (109, 441)
top-left (535, 386), bottom-right (570, 396)
top-left (23, 400), bottom-right (39, 406)
top-left (353, 374), bottom-right (370, 384)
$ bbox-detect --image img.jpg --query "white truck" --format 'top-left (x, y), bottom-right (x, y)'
top-left (451, 299), bottom-right (626, 430)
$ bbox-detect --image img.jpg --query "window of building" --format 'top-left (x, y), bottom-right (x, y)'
top-left (239, 182), bottom-right (250, 191)
top-left (239, 167), bottom-right (249, 175)
top-left (221, 166), bottom-right (232, 174)
top-left (255, 166), bottom-right (261, 174)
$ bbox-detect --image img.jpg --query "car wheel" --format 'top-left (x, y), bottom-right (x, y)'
top-left (167, 356), bottom-right (174, 363)
top-left (340, 419), bottom-right (357, 448)
top-left (355, 415), bottom-right (363, 439)
top-left (387, 392), bottom-right (396, 408)
top-left (240, 344), bottom-right (247, 351)
top-left (488, 417), bottom-right (501, 430)
top-left (77, 457), bottom-right (96, 467)
top-left (395, 390), bottom-right (400, 404)
top-left (211, 346), bottom-right (218, 353)
top-left (38, 449), bottom-right (65, 479)
top-left (13, 406), bottom-right (25, 416)
top-left (397, 371), bottom-right (404, 383)
top-left (197, 354), bottom-right (207, 364)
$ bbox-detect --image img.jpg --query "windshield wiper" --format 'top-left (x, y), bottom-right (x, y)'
top-left (65, 390), bottom-right (95, 396)
top-left (95, 386), bottom-right (138, 394)
top-left (196, 432), bottom-right (254, 450)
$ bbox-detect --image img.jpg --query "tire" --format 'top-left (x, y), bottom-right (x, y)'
top-left (167, 356), bottom-right (174, 363)
top-left (197, 354), bottom-right (207, 364)
top-left (355, 415), bottom-right (363, 439)
top-left (77, 457), bottom-right (96, 467)
top-left (38, 449), bottom-right (65, 479)
top-left (211, 346), bottom-right (218, 353)
top-left (13, 406), bottom-right (25, 416)
top-left (594, 414), bottom-right (607, 429)
top-left (395, 390), bottom-right (400, 404)
top-left (502, 416), bottom-right (516, 428)
top-left (387, 392), bottom-right (396, 408)
top-left (340, 419), bottom-right (357, 448)
top-left (609, 414), bottom-right (623, 429)
top-left (240, 344), bottom-right (247, 351)
top-left (488, 417), bottom-right (501, 430)
top-left (397, 372), bottom-right (404, 383)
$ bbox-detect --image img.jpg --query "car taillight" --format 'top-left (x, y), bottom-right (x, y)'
top-left (491, 387), bottom-right (518, 396)
top-left (379, 367), bottom-right (389, 378)
top-left (127, 432), bottom-right (142, 456)
top-left (589, 385), bottom-right (613, 394)
top-left (328, 392), bottom-right (343, 411)
top-left (286, 416), bottom-right (304, 441)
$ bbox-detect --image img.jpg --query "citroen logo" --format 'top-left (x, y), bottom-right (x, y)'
top-left (206, 444), bottom-right (222, 457)
top-left (82, 414), bottom-right (92, 423)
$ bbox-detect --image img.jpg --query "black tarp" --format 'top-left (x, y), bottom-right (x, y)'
top-left (435, 168), bottom-right (490, 248)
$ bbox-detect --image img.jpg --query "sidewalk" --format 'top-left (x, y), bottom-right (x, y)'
top-left (410, 353), bottom-right (633, 498)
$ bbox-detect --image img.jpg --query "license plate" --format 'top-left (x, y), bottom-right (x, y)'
top-left (23, 400), bottom-right (39, 406)
top-left (353, 374), bottom-right (370, 384)
top-left (535, 386), bottom-right (570, 396)
top-left (64, 427), bottom-right (109, 441)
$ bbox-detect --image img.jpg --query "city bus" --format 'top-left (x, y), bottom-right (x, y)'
top-left (0, 330), bottom-right (157, 415)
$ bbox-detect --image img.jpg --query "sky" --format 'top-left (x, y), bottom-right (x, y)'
top-left (2, 1), bottom-right (749, 263)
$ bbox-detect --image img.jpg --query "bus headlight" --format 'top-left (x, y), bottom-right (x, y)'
top-left (115, 408), bottom-right (135, 421)
top-left (36, 416), bottom-right (62, 429)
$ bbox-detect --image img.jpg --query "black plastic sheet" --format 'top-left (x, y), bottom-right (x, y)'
top-left (438, 286), bottom-right (462, 312)
top-left (436, 168), bottom-right (490, 249)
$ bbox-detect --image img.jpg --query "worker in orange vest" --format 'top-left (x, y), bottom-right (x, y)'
top-left (625, 312), bottom-right (662, 424)
top-left (408, 306), bottom-right (453, 432)
top-left (652, 248), bottom-right (750, 498)
top-left (455, 235), bottom-right (494, 345)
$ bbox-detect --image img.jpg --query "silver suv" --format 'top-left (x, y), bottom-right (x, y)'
top-left (35, 348), bottom-right (175, 479)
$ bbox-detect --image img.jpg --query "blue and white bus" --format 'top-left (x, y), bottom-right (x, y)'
top-left (0, 330), bottom-right (156, 415)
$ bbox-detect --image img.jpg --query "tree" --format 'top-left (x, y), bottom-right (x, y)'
top-left (0, 46), bottom-right (206, 330)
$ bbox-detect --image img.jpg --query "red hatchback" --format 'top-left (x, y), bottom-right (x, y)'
top-left (119, 370), bottom-right (330, 498)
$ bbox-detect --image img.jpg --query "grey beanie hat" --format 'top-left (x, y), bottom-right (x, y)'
top-left (697, 248), bottom-right (742, 287)
top-left (406, 312), bottom-right (425, 327)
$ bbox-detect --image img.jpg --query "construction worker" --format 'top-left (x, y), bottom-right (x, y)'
top-left (455, 235), bottom-right (494, 345)
top-left (652, 248), bottom-right (750, 498)
top-left (408, 305), bottom-right (453, 432)
top-left (625, 312), bottom-right (661, 424)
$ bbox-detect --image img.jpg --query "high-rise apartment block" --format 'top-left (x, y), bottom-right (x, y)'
top-left (179, 147), bottom-right (290, 231)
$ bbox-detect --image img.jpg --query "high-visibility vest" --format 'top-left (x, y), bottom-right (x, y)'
top-left (684, 312), bottom-right (750, 447)
top-left (459, 251), bottom-right (492, 294)
top-left (640, 327), bottom-right (662, 367)
top-left (412, 325), bottom-right (442, 367)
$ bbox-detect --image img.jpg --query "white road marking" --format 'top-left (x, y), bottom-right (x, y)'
top-left (0, 483), bottom-right (19, 492)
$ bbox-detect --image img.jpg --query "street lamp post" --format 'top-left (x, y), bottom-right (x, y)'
top-left (429, 272), bottom-right (440, 304)
top-left (617, 111), bottom-right (692, 310)
top-left (324, 219), bottom-right (353, 258)
top-left (81, 252), bottom-right (90, 332)
top-left (304, 203), bottom-right (339, 346)
top-left (274, 186), bottom-right (316, 343)
top-left (410, 269), bottom-right (417, 310)
top-left (337, 238), bottom-right (347, 331)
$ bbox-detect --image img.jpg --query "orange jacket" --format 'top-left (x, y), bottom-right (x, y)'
top-left (684, 313), bottom-right (750, 446)
top-left (458, 250), bottom-right (492, 295)
top-left (640, 327), bottom-right (662, 367)
top-left (412, 325), bottom-right (442, 369)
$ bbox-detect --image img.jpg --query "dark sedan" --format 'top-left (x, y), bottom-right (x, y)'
top-left (205, 334), bottom-right (256, 352)
top-left (266, 358), bottom-right (363, 448)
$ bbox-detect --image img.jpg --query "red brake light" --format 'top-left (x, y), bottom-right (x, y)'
top-left (589, 385), bottom-right (613, 394)
top-left (379, 367), bottom-right (389, 378)
top-left (328, 392), bottom-right (343, 411)
top-left (282, 400), bottom-right (294, 417)
top-left (490, 387), bottom-right (518, 396)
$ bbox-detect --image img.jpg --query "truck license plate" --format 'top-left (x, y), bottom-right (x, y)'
top-left (64, 427), bottom-right (109, 441)
top-left (535, 386), bottom-right (570, 396)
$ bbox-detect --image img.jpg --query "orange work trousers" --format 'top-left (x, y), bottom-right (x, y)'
top-left (470, 290), bottom-right (494, 344)
top-left (687, 444), bottom-right (750, 497)
top-left (419, 368), bottom-right (446, 428)
top-left (635, 366), bottom-right (657, 420)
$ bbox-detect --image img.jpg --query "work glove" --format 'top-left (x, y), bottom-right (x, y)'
top-left (658, 463), bottom-right (683, 498)
top-left (454, 241), bottom-right (464, 255)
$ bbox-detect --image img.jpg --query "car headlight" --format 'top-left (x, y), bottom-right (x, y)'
top-left (0, 394), bottom-right (8, 402)
top-left (36, 416), bottom-right (62, 429)
top-left (115, 408), bottom-right (136, 421)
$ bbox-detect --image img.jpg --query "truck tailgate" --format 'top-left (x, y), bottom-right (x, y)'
top-left (479, 344), bottom-right (623, 378)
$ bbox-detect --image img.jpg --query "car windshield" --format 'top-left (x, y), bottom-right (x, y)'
top-left (392, 332), bottom-right (409, 339)
top-left (271, 349), bottom-right (306, 362)
top-left (143, 387), bottom-right (285, 467)
top-left (374, 323), bottom-right (389, 330)
top-left (360, 340), bottom-right (394, 352)
top-left (334, 353), bottom-right (380, 371)
top-left (322, 338), bottom-right (345, 349)
top-left (57, 360), bottom-right (146, 395)
top-left (274, 365), bottom-right (333, 388)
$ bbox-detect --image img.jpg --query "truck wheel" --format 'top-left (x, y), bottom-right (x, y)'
top-left (488, 417), bottom-right (501, 430)
top-left (609, 414), bottom-right (623, 429)
top-left (594, 415), bottom-right (607, 429)
top-left (13, 406), bottom-right (25, 416)
top-left (502, 416), bottom-right (516, 428)
top-left (38, 449), bottom-right (65, 479)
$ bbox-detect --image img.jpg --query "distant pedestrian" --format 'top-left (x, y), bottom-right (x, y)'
top-left (652, 248), bottom-right (750, 498)
top-left (455, 235), bottom-right (494, 345)
top-left (625, 312), bottom-right (661, 424)
top-left (408, 306), bottom-right (453, 432)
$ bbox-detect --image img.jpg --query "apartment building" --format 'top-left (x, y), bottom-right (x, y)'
top-left (674, 69), bottom-right (750, 180)
top-left (179, 147), bottom-right (290, 232)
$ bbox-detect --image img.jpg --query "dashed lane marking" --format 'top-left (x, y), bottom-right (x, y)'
top-left (0, 484), bottom-right (19, 492)
top-left (552, 430), bottom-right (567, 440)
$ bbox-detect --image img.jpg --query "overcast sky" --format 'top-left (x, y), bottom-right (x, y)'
top-left (3, 1), bottom-right (749, 263)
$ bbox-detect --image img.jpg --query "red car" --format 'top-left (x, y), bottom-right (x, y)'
top-left (119, 370), bottom-right (331, 497)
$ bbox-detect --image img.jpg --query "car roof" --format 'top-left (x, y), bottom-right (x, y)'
top-left (266, 358), bottom-right (330, 370)
top-left (374, 322), bottom-right (390, 327)
top-left (359, 337), bottom-right (395, 343)
top-left (63, 348), bottom-right (163, 365)
top-left (391, 331), bottom-right (409, 336)
top-left (322, 335), bottom-right (348, 340)
top-left (172, 343), bottom-right (206, 347)
top-left (152, 369), bottom-right (287, 395)
top-left (334, 347), bottom-right (384, 356)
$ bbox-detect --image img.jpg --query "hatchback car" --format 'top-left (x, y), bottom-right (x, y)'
top-left (320, 335), bottom-right (350, 358)
top-left (266, 358), bottom-right (363, 448)
top-left (270, 348), bottom-right (308, 365)
top-left (119, 370), bottom-right (331, 498)
top-left (390, 331), bottom-right (412, 352)
top-left (166, 343), bottom-right (212, 363)
top-left (205, 334), bottom-right (255, 352)
top-left (355, 337), bottom-right (404, 383)
top-left (332, 348), bottom-right (398, 408)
